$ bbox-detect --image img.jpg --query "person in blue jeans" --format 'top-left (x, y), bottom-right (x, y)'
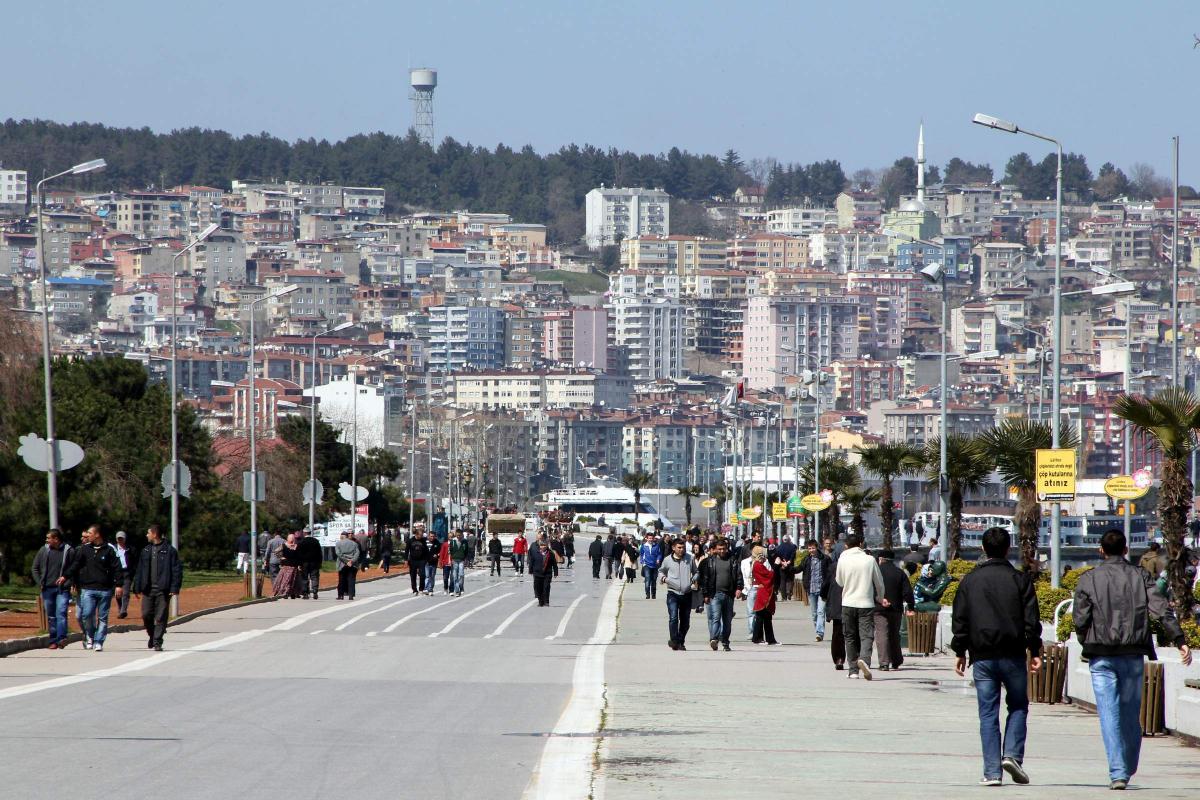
top-left (698, 539), bottom-right (742, 651)
top-left (31, 529), bottom-right (74, 650)
top-left (951, 527), bottom-right (1042, 787)
top-left (66, 525), bottom-right (125, 653)
top-left (1073, 529), bottom-right (1192, 790)
top-left (638, 534), bottom-right (663, 599)
top-left (800, 540), bottom-right (832, 641)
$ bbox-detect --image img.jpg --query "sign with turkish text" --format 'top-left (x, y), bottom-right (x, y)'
top-left (771, 503), bottom-right (787, 521)
top-left (800, 493), bottom-right (832, 512)
top-left (1104, 475), bottom-right (1149, 501)
top-left (1035, 448), bottom-right (1076, 502)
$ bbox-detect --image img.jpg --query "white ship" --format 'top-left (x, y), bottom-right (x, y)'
top-left (538, 469), bottom-right (678, 532)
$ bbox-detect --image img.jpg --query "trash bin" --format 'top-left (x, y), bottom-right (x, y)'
top-left (907, 611), bottom-right (938, 655)
top-left (1028, 643), bottom-right (1068, 704)
top-left (243, 572), bottom-right (265, 598)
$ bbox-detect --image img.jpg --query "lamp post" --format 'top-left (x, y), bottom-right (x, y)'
top-left (168, 222), bottom-right (220, 616)
top-left (35, 157), bottom-right (106, 530)
top-left (974, 112), bottom-right (1065, 586)
top-left (308, 320), bottom-right (353, 535)
top-left (246, 284), bottom-right (298, 596)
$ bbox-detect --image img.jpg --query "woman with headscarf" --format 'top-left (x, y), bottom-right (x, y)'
top-left (914, 561), bottom-right (951, 612)
top-left (273, 533), bottom-right (301, 597)
top-left (750, 546), bottom-right (779, 645)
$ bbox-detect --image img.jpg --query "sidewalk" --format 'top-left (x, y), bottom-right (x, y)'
top-left (600, 589), bottom-right (1199, 798)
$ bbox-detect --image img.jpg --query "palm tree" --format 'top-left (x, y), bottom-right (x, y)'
top-left (1115, 388), bottom-right (1200, 607)
top-left (925, 435), bottom-right (994, 561)
top-left (622, 471), bottom-right (654, 531)
top-left (676, 485), bottom-right (704, 526)
top-left (842, 487), bottom-right (881, 540)
top-left (799, 454), bottom-right (861, 541)
top-left (979, 419), bottom-right (1079, 574)
top-left (856, 442), bottom-right (924, 549)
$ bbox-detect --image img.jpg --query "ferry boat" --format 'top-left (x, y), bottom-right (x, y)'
top-left (537, 470), bottom-right (677, 533)
top-left (904, 511), bottom-right (1149, 551)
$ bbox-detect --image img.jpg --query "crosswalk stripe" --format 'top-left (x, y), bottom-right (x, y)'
top-left (484, 598), bottom-right (537, 638)
top-left (335, 595), bottom-right (420, 631)
top-left (544, 594), bottom-right (587, 641)
top-left (375, 577), bottom-right (514, 635)
top-left (429, 593), bottom-right (513, 638)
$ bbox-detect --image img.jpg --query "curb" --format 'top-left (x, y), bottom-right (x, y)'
top-left (0, 567), bottom-right (408, 658)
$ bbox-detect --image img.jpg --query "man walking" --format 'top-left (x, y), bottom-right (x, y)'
top-left (512, 530), bottom-right (528, 574)
top-left (588, 534), bottom-right (604, 579)
top-left (31, 529), bottom-right (73, 650)
top-left (834, 533), bottom-right (886, 680)
top-left (407, 530), bottom-right (430, 595)
top-left (335, 531), bottom-right (360, 600)
top-left (449, 531), bottom-right (468, 595)
top-left (132, 524), bottom-right (183, 651)
top-left (659, 538), bottom-right (698, 650)
top-left (639, 533), bottom-right (663, 599)
top-left (952, 527), bottom-right (1042, 787)
top-left (487, 531), bottom-right (504, 576)
top-left (699, 538), bottom-right (741, 651)
top-left (263, 530), bottom-right (285, 583)
top-left (1073, 529), bottom-right (1192, 790)
top-left (114, 531), bottom-right (137, 618)
top-left (529, 539), bottom-right (558, 606)
top-left (774, 534), bottom-right (797, 601)
top-left (295, 529), bottom-right (323, 600)
top-left (800, 539), bottom-right (832, 642)
top-left (874, 549), bottom-right (914, 671)
top-left (602, 534), bottom-right (616, 579)
top-left (235, 530), bottom-right (251, 574)
top-left (378, 528), bottom-right (395, 574)
top-left (67, 524), bottom-right (124, 652)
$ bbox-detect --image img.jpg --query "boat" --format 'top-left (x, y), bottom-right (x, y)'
top-left (537, 468), bottom-right (678, 533)
top-left (901, 511), bottom-right (1149, 552)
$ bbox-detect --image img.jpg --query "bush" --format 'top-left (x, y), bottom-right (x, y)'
top-left (1182, 618), bottom-right (1200, 649)
top-left (1060, 566), bottom-right (1091, 592)
top-left (946, 559), bottom-right (977, 578)
top-left (939, 579), bottom-right (959, 607)
top-left (576, 516), bottom-right (596, 523)
top-left (1035, 584), bottom-right (1072, 622)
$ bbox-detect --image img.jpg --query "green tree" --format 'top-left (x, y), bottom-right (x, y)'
top-left (979, 419), bottom-right (1079, 574)
top-left (1114, 388), bottom-right (1200, 606)
top-left (943, 157), bottom-right (993, 185)
top-left (676, 485), bottom-right (704, 526)
top-left (842, 487), bottom-right (880, 540)
top-left (924, 435), bottom-right (993, 561)
top-left (1093, 162), bottom-right (1131, 201)
top-left (622, 471), bottom-right (654, 530)
top-left (855, 442), bottom-right (923, 549)
top-left (878, 157), bottom-right (916, 208)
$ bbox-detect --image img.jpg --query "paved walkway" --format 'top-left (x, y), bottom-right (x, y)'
top-left (600, 588), bottom-right (1200, 798)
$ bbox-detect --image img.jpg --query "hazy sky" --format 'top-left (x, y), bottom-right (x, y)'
top-left (10, 0), bottom-right (1200, 181)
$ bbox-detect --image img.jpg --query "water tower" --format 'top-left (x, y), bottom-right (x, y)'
top-left (409, 68), bottom-right (437, 146)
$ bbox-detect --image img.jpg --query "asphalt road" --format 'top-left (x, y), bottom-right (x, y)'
top-left (0, 562), bottom-right (620, 800)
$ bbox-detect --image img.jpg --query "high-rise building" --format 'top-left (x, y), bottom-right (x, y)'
top-left (742, 295), bottom-right (861, 390)
top-left (607, 294), bottom-right (685, 381)
top-left (585, 187), bottom-right (670, 248)
top-left (427, 305), bottom-right (508, 373)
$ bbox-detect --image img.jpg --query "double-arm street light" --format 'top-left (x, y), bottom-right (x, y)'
top-left (974, 112), bottom-right (1067, 586)
top-left (36, 157), bottom-right (106, 530)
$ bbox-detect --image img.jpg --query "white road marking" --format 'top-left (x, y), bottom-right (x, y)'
top-left (522, 581), bottom-right (622, 800)
top-left (544, 594), bottom-right (587, 641)
top-left (429, 593), bottom-right (513, 637)
top-left (375, 577), bottom-right (514, 635)
top-left (484, 599), bottom-right (537, 638)
top-left (309, 630), bottom-right (325, 636)
top-left (334, 595), bottom-right (420, 631)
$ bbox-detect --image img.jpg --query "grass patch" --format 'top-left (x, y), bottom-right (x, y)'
top-left (535, 270), bottom-right (608, 293)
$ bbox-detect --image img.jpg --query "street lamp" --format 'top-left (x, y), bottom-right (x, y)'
top-left (167, 221), bottom-right (220, 616)
top-left (307, 319), bottom-right (354, 535)
top-left (246, 284), bottom-right (298, 596)
top-left (974, 112), bottom-right (1065, 586)
top-left (35, 157), bottom-right (106, 530)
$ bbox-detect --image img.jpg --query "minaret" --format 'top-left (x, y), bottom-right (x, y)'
top-left (916, 122), bottom-right (926, 205)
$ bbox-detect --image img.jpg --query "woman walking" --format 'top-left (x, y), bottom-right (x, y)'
top-left (751, 547), bottom-right (779, 645)
top-left (273, 533), bottom-right (301, 597)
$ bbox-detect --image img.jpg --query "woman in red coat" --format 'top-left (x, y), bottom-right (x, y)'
top-left (438, 538), bottom-right (453, 594)
top-left (751, 547), bottom-right (779, 645)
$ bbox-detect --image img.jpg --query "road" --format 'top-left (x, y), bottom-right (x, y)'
top-left (0, 563), bottom-right (618, 800)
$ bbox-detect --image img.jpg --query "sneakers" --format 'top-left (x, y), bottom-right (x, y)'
top-left (815, 634), bottom-right (823, 642)
top-left (47, 643), bottom-right (59, 650)
top-left (856, 659), bottom-right (872, 680)
top-left (1110, 779), bottom-right (1127, 790)
top-left (709, 639), bottom-right (718, 651)
top-left (1001, 757), bottom-right (1029, 785)
top-left (979, 777), bottom-right (1002, 787)
top-left (83, 638), bottom-right (93, 650)
top-left (879, 664), bottom-right (891, 671)
top-left (669, 640), bottom-right (678, 650)
top-left (848, 672), bottom-right (860, 679)
top-left (722, 644), bottom-right (732, 652)
top-left (154, 643), bottom-right (163, 652)
top-left (93, 643), bottom-right (103, 652)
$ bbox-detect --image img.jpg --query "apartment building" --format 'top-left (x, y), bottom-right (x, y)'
top-left (835, 191), bottom-right (883, 230)
top-left (584, 186), bottom-right (670, 248)
top-left (114, 192), bottom-right (189, 238)
top-left (606, 294), bottom-right (685, 381)
top-left (451, 371), bottom-right (632, 411)
top-left (427, 304), bottom-right (509, 372)
top-left (0, 169), bottom-right (28, 211)
top-left (883, 405), bottom-right (996, 447)
top-left (263, 270), bottom-right (354, 325)
top-left (950, 303), bottom-right (999, 355)
top-left (727, 233), bottom-right (810, 270)
top-left (619, 234), bottom-right (726, 274)
top-left (742, 294), bottom-right (861, 390)
top-left (765, 206), bottom-right (835, 235)
top-left (976, 243), bottom-right (1028, 295)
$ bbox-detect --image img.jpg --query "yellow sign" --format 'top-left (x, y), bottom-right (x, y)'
top-left (771, 502), bottom-right (787, 521)
top-left (701, 498), bottom-right (718, 508)
top-left (728, 514), bottom-right (740, 525)
top-left (740, 508), bottom-right (762, 520)
top-left (1116, 503), bottom-right (1136, 515)
top-left (800, 493), bottom-right (832, 512)
top-left (1035, 448), bottom-right (1076, 502)
top-left (1104, 475), bottom-right (1149, 501)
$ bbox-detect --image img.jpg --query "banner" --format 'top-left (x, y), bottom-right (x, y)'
top-left (1035, 449), bottom-right (1076, 502)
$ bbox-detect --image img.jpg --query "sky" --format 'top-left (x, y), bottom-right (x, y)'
top-left (8, 0), bottom-right (1200, 182)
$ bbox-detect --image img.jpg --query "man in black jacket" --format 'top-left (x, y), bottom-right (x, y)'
top-left (407, 531), bottom-right (430, 595)
top-left (698, 538), bottom-right (743, 651)
top-left (487, 531), bottom-right (504, 576)
top-left (67, 524), bottom-right (124, 652)
top-left (1073, 529), bottom-right (1192, 790)
top-left (132, 524), bottom-right (184, 651)
top-left (952, 527), bottom-right (1042, 787)
top-left (800, 539), bottom-right (833, 643)
top-left (529, 539), bottom-right (559, 606)
top-left (873, 549), bottom-right (914, 671)
top-left (295, 530), bottom-right (323, 599)
top-left (588, 535), bottom-right (604, 579)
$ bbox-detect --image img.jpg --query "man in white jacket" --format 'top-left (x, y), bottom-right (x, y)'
top-left (834, 533), bottom-right (888, 680)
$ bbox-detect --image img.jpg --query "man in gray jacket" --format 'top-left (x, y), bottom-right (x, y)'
top-left (1073, 529), bottom-right (1192, 790)
top-left (335, 531), bottom-right (361, 600)
top-left (658, 538), bottom-right (697, 650)
top-left (31, 529), bottom-right (73, 650)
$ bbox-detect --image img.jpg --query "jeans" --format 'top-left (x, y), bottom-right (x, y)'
top-left (141, 591), bottom-right (169, 646)
top-left (1090, 655), bottom-right (1145, 781)
top-left (591, 556), bottom-right (602, 578)
top-left (972, 657), bottom-right (1029, 780)
top-left (78, 588), bottom-right (114, 645)
top-left (666, 591), bottom-right (692, 645)
top-left (706, 591), bottom-right (735, 645)
top-left (41, 586), bottom-right (71, 644)
top-left (842, 606), bottom-right (875, 674)
top-left (442, 565), bottom-right (452, 592)
top-left (451, 560), bottom-right (466, 593)
top-left (810, 593), bottom-right (826, 638)
top-left (423, 562), bottom-right (437, 592)
top-left (489, 555), bottom-right (502, 575)
top-left (745, 587), bottom-right (757, 637)
top-left (603, 557), bottom-right (613, 578)
top-left (117, 576), bottom-right (133, 616)
top-left (410, 561), bottom-right (426, 593)
top-left (642, 566), bottom-right (657, 597)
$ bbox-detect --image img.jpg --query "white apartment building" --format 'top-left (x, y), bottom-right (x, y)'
top-left (584, 186), bottom-right (670, 248)
top-left (0, 169), bottom-right (28, 209)
top-left (451, 371), bottom-right (632, 411)
top-left (608, 270), bottom-right (681, 297)
top-left (742, 294), bottom-right (861, 390)
top-left (975, 243), bottom-right (1027, 295)
top-left (950, 303), bottom-right (999, 355)
top-left (765, 206), bottom-right (836, 235)
top-left (808, 232), bottom-right (889, 272)
top-left (114, 192), bottom-right (189, 238)
top-left (606, 294), bottom-right (685, 381)
top-left (342, 186), bottom-right (386, 216)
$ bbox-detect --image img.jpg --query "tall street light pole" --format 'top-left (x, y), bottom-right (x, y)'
top-left (308, 320), bottom-right (353, 535)
top-left (974, 113), bottom-right (1065, 587)
top-left (1172, 135), bottom-right (1180, 386)
top-left (246, 285), bottom-right (298, 596)
top-left (168, 222), bottom-right (219, 616)
top-left (35, 157), bottom-right (106, 530)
